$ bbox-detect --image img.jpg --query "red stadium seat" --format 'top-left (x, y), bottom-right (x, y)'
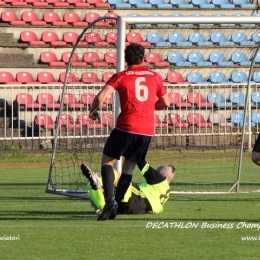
top-left (168, 92), bottom-right (192, 109)
top-left (187, 112), bottom-right (213, 128)
top-left (85, 32), bottom-right (109, 46)
top-left (81, 72), bottom-right (100, 84)
top-left (59, 92), bottom-right (84, 109)
top-left (20, 31), bottom-right (45, 46)
top-left (166, 72), bottom-right (190, 84)
top-left (83, 52), bottom-right (108, 67)
top-left (21, 11), bottom-right (46, 26)
top-left (208, 112), bottom-right (233, 127)
top-left (104, 51), bottom-right (117, 66)
top-left (43, 11), bottom-right (68, 26)
top-left (164, 113), bottom-right (189, 128)
top-left (77, 113), bottom-right (102, 129)
top-left (45, 0), bottom-right (69, 7)
top-left (39, 51), bottom-right (65, 67)
top-left (126, 32), bottom-right (150, 47)
top-left (102, 72), bottom-right (114, 82)
top-left (63, 12), bottom-right (88, 27)
top-left (16, 71), bottom-right (40, 84)
top-left (57, 113), bottom-right (81, 129)
top-left (154, 114), bottom-right (167, 128)
top-left (86, 0), bottom-right (110, 8)
top-left (81, 92), bottom-right (95, 108)
top-left (145, 52), bottom-right (170, 67)
top-left (105, 12), bottom-right (118, 26)
top-left (105, 32), bottom-right (117, 46)
top-left (0, 0), bottom-right (6, 6)
top-left (36, 93), bottom-right (61, 109)
top-left (15, 93), bottom-right (42, 109)
top-left (0, 71), bottom-right (19, 84)
top-left (41, 31), bottom-right (66, 46)
top-left (85, 12), bottom-right (110, 27)
top-left (36, 71), bottom-right (60, 84)
top-left (61, 52), bottom-right (86, 67)
top-left (59, 72), bottom-right (80, 84)
top-left (1, 11), bottom-right (26, 26)
top-left (63, 31), bottom-right (87, 46)
top-left (4, 0), bottom-right (27, 6)
top-left (100, 113), bottom-right (113, 128)
top-left (67, 0), bottom-right (90, 7)
top-left (34, 114), bottom-right (56, 130)
top-left (187, 92), bottom-right (213, 109)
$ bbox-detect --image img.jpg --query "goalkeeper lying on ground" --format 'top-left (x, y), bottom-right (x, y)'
top-left (81, 161), bottom-right (175, 219)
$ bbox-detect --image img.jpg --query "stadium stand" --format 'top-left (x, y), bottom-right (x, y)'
top-left (126, 32), bottom-right (150, 46)
top-left (36, 72), bottom-right (60, 84)
top-left (144, 52), bottom-right (169, 67)
top-left (188, 32), bottom-right (213, 46)
top-left (187, 112), bottom-right (213, 128)
top-left (21, 11), bottom-right (46, 26)
top-left (209, 71), bottom-right (231, 84)
top-left (77, 113), bottom-right (103, 129)
top-left (36, 93), bottom-right (61, 109)
top-left (187, 92), bottom-right (213, 109)
top-left (187, 52), bottom-right (212, 66)
top-left (63, 12), bottom-right (88, 27)
top-left (190, 13), bottom-right (214, 28)
top-left (208, 112), bottom-right (233, 127)
top-left (191, 0), bottom-right (215, 8)
top-left (208, 51), bottom-right (233, 66)
top-left (251, 92), bottom-right (260, 105)
top-left (164, 113), bottom-right (189, 128)
top-left (170, 0), bottom-right (193, 8)
top-left (167, 32), bottom-right (192, 47)
top-left (146, 32), bottom-right (171, 47)
top-left (16, 71), bottom-right (39, 84)
top-left (39, 51), bottom-right (65, 67)
top-left (230, 51), bottom-right (251, 66)
top-left (186, 72), bottom-right (207, 84)
top-left (165, 72), bottom-right (190, 84)
top-left (34, 114), bottom-right (56, 130)
top-left (81, 72), bottom-right (100, 84)
top-left (1, 10), bottom-right (26, 25)
top-left (57, 113), bottom-right (81, 129)
top-left (154, 114), bottom-right (168, 128)
top-left (60, 93), bottom-right (84, 109)
top-left (148, 0), bottom-right (172, 8)
top-left (15, 93), bottom-right (42, 109)
top-left (167, 52), bottom-right (191, 66)
top-left (0, 71), bottom-right (19, 84)
top-left (209, 32), bottom-right (234, 46)
top-left (230, 71), bottom-right (249, 83)
top-left (211, 0), bottom-right (235, 8)
top-left (20, 31), bottom-right (45, 46)
top-left (100, 113), bottom-right (113, 128)
top-left (128, 0), bottom-right (152, 8)
top-left (167, 92), bottom-right (192, 109)
top-left (207, 92), bottom-right (233, 108)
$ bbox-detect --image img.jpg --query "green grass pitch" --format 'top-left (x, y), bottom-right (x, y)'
top-left (1, 158), bottom-right (260, 260)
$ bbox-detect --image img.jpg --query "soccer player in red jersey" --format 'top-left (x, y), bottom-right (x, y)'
top-left (89, 43), bottom-right (170, 221)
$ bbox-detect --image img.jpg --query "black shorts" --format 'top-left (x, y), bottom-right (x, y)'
top-left (103, 128), bottom-right (151, 161)
top-left (253, 133), bottom-right (260, 152)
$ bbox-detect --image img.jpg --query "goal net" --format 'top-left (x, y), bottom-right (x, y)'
top-left (46, 15), bottom-right (260, 198)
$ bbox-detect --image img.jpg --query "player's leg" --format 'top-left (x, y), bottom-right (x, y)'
top-left (252, 133), bottom-right (260, 165)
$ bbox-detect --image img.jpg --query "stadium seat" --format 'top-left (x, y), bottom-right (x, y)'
top-left (45, 0), bottom-right (69, 6)
top-left (211, 0), bottom-right (235, 8)
top-left (84, 32), bottom-right (109, 46)
top-left (254, 52), bottom-right (260, 64)
top-left (148, 13), bottom-right (171, 27)
top-left (107, 0), bottom-right (131, 8)
top-left (230, 51), bottom-right (251, 66)
top-left (63, 32), bottom-right (84, 46)
top-left (190, 0), bottom-right (215, 8)
top-left (59, 72), bottom-right (80, 84)
top-left (57, 113), bottom-right (81, 129)
top-left (102, 94), bottom-right (113, 110)
top-left (148, 0), bottom-right (172, 8)
top-left (167, 32), bottom-right (192, 47)
top-left (0, 71), bottom-right (19, 84)
top-left (43, 11), bottom-right (68, 26)
top-left (105, 32), bottom-right (117, 46)
top-left (34, 114), bottom-right (56, 130)
top-left (209, 71), bottom-right (230, 84)
top-left (232, 13), bottom-right (255, 27)
top-left (101, 113), bottom-right (113, 128)
top-left (21, 11), bottom-right (46, 26)
top-left (187, 52), bottom-right (212, 66)
top-left (251, 92), bottom-right (260, 105)
top-left (230, 71), bottom-right (249, 83)
top-left (77, 113), bottom-right (102, 129)
top-left (85, 13), bottom-right (110, 27)
top-left (251, 32), bottom-right (260, 43)
top-left (39, 51), bottom-right (65, 67)
top-left (0, 0), bottom-right (5, 5)
top-left (251, 112), bottom-right (260, 125)
top-left (81, 92), bottom-right (95, 108)
top-left (15, 93), bottom-right (42, 109)
top-left (61, 52), bottom-right (86, 67)
top-left (102, 72), bottom-right (114, 83)
top-left (37, 72), bottom-right (60, 84)
top-left (63, 12), bottom-right (88, 27)
top-left (83, 52), bottom-right (108, 67)
top-left (154, 114), bottom-right (167, 128)
top-left (26, 0), bottom-right (48, 6)
top-left (186, 72), bottom-right (207, 84)
top-left (164, 113), bottom-right (189, 128)
top-left (126, 32), bottom-right (150, 46)
top-left (252, 72), bottom-right (260, 82)
top-left (209, 32), bottom-right (234, 46)
top-left (41, 31), bottom-right (66, 47)
top-left (87, 0), bottom-right (110, 8)
top-left (209, 52), bottom-right (233, 66)
top-left (207, 92), bottom-right (232, 108)
top-left (187, 112), bottom-right (213, 128)
top-left (20, 31), bottom-right (45, 46)
top-left (212, 13), bottom-right (235, 27)
top-left (170, 0), bottom-right (193, 8)
top-left (36, 93), bottom-right (61, 109)
top-left (67, 0), bottom-right (90, 7)
top-left (230, 112), bottom-right (249, 127)
top-left (228, 91), bottom-right (247, 107)
top-left (208, 112), bottom-right (233, 127)
top-left (81, 72), bottom-right (100, 84)
top-left (170, 13), bottom-right (193, 28)
top-left (104, 51), bottom-right (117, 66)
top-left (146, 32), bottom-right (171, 47)
top-left (104, 12), bottom-right (118, 27)
top-left (190, 13), bottom-right (214, 28)
top-left (59, 93), bottom-right (84, 109)
top-left (188, 32), bottom-right (213, 46)
top-left (128, 0), bottom-right (152, 8)
top-left (231, 32), bottom-right (255, 46)
top-left (233, 0), bottom-right (255, 9)
top-left (167, 52), bottom-right (191, 67)
top-left (165, 72), bottom-right (190, 84)
top-left (1, 10), bottom-right (26, 26)
top-left (144, 52), bottom-right (169, 67)
top-left (187, 92), bottom-right (213, 108)
top-left (168, 92), bottom-right (192, 109)
top-left (16, 71), bottom-right (39, 84)
top-left (127, 13), bottom-right (151, 28)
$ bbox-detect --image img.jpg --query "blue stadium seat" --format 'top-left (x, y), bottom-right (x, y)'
top-left (230, 51), bottom-right (251, 66)
top-left (188, 32), bottom-right (213, 46)
top-left (251, 112), bottom-right (260, 125)
top-left (231, 32), bottom-right (255, 46)
top-left (170, 0), bottom-right (193, 8)
top-left (127, 13), bottom-right (151, 28)
top-left (212, 0), bottom-right (235, 8)
top-left (128, 0), bottom-right (152, 8)
top-left (148, 0), bottom-right (172, 8)
top-left (107, 0), bottom-right (131, 8)
top-left (233, 0), bottom-right (255, 9)
top-left (170, 13), bottom-right (193, 27)
top-left (167, 32), bottom-right (192, 47)
top-left (229, 91), bottom-right (246, 107)
top-left (252, 71), bottom-right (260, 82)
top-left (209, 32), bottom-right (234, 46)
top-left (191, 0), bottom-right (215, 8)
top-left (232, 13), bottom-right (255, 27)
top-left (212, 13), bottom-right (235, 27)
top-left (186, 72), bottom-right (207, 84)
top-left (207, 92), bottom-right (232, 108)
top-left (230, 112), bottom-right (249, 127)
top-left (146, 32), bottom-right (171, 47)
top-left (209, 51), bottom-right (233, 66)
top-left (230, 71), bottom-right (249, 83)
top-left (187, 52), bottom-right (212, 66)
top-left (209, 71), bottom-right (230, 84)
top-left (254, 53), bottom-right (260, 64)
top-left (251, 92), bottom-right (260, 105)
top-left (148, 13), bottom-right (171, 27)
top-left (251, 32), bottom-right (260, 43)
top-left (167, 52), bottom-right (191, 66)
top-left (190, 13), bottom-right (214, 28)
